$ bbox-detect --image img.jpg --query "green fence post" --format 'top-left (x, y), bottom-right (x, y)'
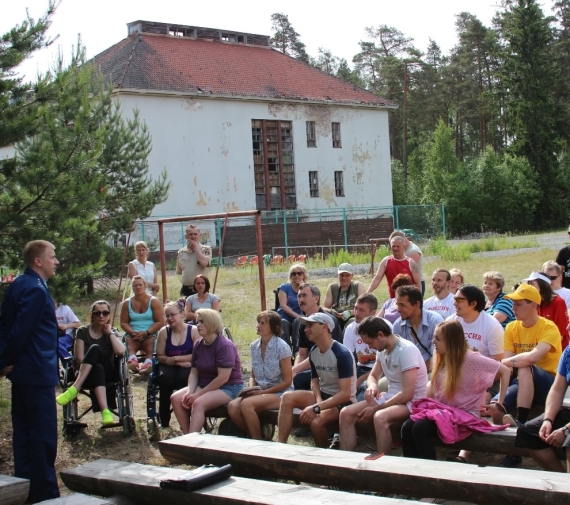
top-left (394, 206), bottom-right (400, 229)
top-left (441, 204), bottom-right (446, 237)
top-left (343, 207), bottom-right (348, 252)
top-left (140, 222), bottom-right (145, 241)
top-left (283, 211), bottom-right (289, 257)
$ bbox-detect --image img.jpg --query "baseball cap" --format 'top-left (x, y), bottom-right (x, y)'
top-left (522, 272), bottom-right (551, 285)
top-left (338, 263), bottom-right (354, 274)
top-left (504, 283), bottom-right (541, 305)
top-left (298, 312), bottom-right (335, 331)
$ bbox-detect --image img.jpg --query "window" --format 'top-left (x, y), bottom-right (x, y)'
top-left (306, 121), bottom-right (316, 147)
top-left (309, 171), bottom-right (319, 197)
top-left (332, 122), bottom-right (341, 148)
top-left (334, 171), bottom-right (344, 197)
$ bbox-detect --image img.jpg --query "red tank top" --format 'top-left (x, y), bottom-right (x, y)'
top-left (385, 257), bottom-right (414, 298)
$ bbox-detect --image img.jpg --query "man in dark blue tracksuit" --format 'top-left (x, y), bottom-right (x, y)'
top-left (0, 240), bottom-right (60, 503)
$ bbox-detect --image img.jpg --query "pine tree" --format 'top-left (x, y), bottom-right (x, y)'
top-left (269, 13), bottom-right (309, 63)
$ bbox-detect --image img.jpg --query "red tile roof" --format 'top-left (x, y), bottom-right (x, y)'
top-left (91, 34), bottom-right (395, 107)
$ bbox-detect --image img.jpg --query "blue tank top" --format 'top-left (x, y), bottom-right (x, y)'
top-left (128, 296), bottom-right (155, 332)
top-left (165, 325), bottom-right (194, 357)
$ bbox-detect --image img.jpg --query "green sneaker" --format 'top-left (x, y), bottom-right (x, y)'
top-left (101, 409), bottom-right (114, 427)
top-left (56, 386), bottom-right (78, 406)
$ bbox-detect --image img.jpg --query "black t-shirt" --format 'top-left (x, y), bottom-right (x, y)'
top-left (556, 246), bottom-right (570, 289)
top-left (297, 308), bottom-right (343, 349)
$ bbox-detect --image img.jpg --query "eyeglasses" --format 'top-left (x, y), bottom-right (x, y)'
top-left (453, 297), bottom-right (467, 303)
top-left (92, 310), bottom-right (110, 317)
top-left (291, 272), bottom-right (304, 276)
top-left (165, 312), bottom-right (179, 319)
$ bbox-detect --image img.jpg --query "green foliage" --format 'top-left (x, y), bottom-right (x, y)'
top-left (269, 13), bottom-right (309, 63)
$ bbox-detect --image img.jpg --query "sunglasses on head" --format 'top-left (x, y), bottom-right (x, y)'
top-left (92, 310), bottom-right (110, 317)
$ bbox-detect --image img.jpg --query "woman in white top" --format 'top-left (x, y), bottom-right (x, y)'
top-left (184, 275), bottom-right (220, 322)
top-left (128, 241), bottom-right (159, 296)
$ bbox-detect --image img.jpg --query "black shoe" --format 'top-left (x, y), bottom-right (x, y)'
top-left (294, 427), bottom-right (311, 437)
top-left (497, 455), bottom-right (522, 467)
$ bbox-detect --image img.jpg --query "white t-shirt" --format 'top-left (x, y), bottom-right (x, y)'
top-left (554, 287), bottom-right (570, 310)
top-left (376, 337), bottom-right (428, 408)
top-left (55, 304), bottom-right (80, 336)
top-left (343, 321), bottom-right (377, 369)
top-left (424, 292), bottom-right (456, 319)
top-left (446, 311), bottom-right (504, 357)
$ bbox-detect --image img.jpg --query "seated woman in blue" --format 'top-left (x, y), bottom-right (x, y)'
top-left (276, 263), bottom-right (308, 350)
top-left (156, 300), bottom-right (199, 428)
top-left (184, 274), bottom-right (220, 323)
top-left (228, 310), bottom-right (292, 439)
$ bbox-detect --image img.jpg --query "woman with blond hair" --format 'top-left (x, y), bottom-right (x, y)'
top-left (171, 309), bottom-right (243, 434)
top-left (483, 271), bottom-right (514, 328)
top-left (276, 263), bottom-right (308, 350)
top-left (127, 241), bottom-right (159, 296)
top-left (448, 268), bottom-right (465, 295)
top-left (401, 320), bottom-right (511, 460)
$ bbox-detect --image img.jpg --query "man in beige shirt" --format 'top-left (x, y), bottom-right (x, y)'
top-left (176, 225), bottom-right (212, 297)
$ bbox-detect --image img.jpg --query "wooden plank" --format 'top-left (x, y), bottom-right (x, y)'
top-left (60, 459), bottom-right (417, 505)
top-left (0, 475), bottom-right (29, 505)
top-left (39, 494), bottom-right (114, 504)
top-left (160, 433), bottom-right (570, 505)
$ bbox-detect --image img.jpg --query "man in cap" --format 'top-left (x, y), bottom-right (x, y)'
top-left (555, 225), bottom-right (570, 290)
top-left (323, 263), bottom-right (366, 331)
top-left (491, 283), bottom-right (562, 467)
top-left (278, 312), bottom-right (356, 447)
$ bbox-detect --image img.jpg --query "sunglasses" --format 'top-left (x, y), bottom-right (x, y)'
top-left (92, 310), bottom-right (110, 317)
top-left (291, 272), bottom-right (304, 276)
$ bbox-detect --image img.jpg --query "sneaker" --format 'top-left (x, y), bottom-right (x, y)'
top-left (127, 357), bottom-right (139, 372)
top-left (497, 455), bottom-right (522, 467)
top-left (56, 386), bottom-right (78, 406)
top-left (101, 408), bottom-right (114, 427)
top-left (503, 414), bottom-right (522, 428)
top-left (139, 361), bottom-right (152, 374)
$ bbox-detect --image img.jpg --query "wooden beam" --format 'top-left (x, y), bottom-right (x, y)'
top-left (60, 459), bottom-right (417, 505)
top-left (39, 494), bottom-right (114, 504)
top-left (0, 475), bottom-right (29, 505)
top-left (159, 434), bottom-right (570, 505)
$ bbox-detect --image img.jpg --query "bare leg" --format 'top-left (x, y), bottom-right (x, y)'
top-left (277, 391), bottom-right (315, 443)
top-left (142, 337), bottom-right (156, 360)
top-left (189, 390), bottom-right (232, 433)
top-left (227, 398), bottom-right (247, 433)
top-left (373, 404), bottom-right (409, 455)
top-left (517, 367), bottom-right (534, 409)
top-left (525, 447), bottom-right (566, 472)
top-left (71, 363), bottom-right (93, 391)
top-left (127, 338), bottom-right (141, 357)
top-left (310, 408), bottom-right (339, 448)
top-left (171, 388), bottom-right (190, 434)
top-left (339, 401), bottom-right (370, 451)
top-left (240, 394), bottom-right (281, 439)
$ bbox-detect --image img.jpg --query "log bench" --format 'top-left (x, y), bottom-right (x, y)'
top-left (60, 459), bottom-right (419, 505)
top-left (0, 475), bottom-right (29, 505)
top-left (39, 494), bottom-right (114, 504)
top-left (159, 433), bottom-right (570, 505)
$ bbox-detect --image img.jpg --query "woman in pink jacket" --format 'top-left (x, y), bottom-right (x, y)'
top-left (401, 320), bottom-right (511, 460)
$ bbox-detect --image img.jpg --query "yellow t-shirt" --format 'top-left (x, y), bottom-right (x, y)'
top-left (504, 317), bottom-right (562, 376)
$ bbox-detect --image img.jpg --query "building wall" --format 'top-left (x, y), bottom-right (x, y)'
top-left (117, 94), bottom-right (393, 217)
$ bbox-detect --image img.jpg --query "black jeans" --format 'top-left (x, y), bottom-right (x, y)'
top-left (157, 364), bottom-right (191, 427)
top-left (401, 417), bottom-right (439, 460)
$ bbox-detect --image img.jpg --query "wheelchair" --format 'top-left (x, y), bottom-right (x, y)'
top-left (60, 353), bottom-right (136, 438)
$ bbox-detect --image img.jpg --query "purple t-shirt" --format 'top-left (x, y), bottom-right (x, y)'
top-left (192, 334), bottom-right (242, 388)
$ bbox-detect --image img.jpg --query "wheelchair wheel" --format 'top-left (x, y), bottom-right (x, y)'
top-left (223, 327), bottom-right (233, 341)
top-left (147, 419), bottom-right (160, 442)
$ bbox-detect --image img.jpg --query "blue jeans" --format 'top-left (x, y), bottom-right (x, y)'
top-left (219, 383), bottom-right (244, 400)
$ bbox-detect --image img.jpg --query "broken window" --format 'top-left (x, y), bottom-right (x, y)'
top-left (251, 120), bottom-right (296, 210)
top-left (309, 171), bottom-right (319, 197)
top-left (332, 122), bottom-right (341, 148)
top-left (306, 121), bottom-right (316, 148)
top-left (334, 171), bottom-right (345, 197)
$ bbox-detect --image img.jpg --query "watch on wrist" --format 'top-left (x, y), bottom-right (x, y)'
top-left (563, 426), bottom-right (570, 437)
top-left (312, 404), bottom-right (321, 415)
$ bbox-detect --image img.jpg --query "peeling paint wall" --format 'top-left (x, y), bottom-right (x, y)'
top-left (117, 95), bottom-right (392, 217)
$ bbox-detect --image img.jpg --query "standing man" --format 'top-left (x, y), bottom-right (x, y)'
top-left (543, 261), bottom-right (570, 309)
top-left (176, 224), bottom-right (212, 297)
top-left (323, 263), bottom-right (366, 331)
top-left (0, 240), bottom-right (60, 503)
top-left (555, 225), bottom-right (570, 290)
top-left (392, 285), bottom-right (443, 372)
top-left (390, 230), bottom-right (425, 295)
top-left (278, 312), bottom-right (356, 447)
top-left (367, 236), bottom-right (422, 298)
top-left (424, 269), bottom-right (456, 319)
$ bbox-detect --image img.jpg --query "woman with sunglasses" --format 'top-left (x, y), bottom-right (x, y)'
top-left (184, 274), bottom-right (220, 323)
top-left (120, 275), bottom-right (163, 374)
top-left (276, 263), bottom-right (308, 349)
top-left (171, 309), bottom-right (243, 434)
top-left (55, 300), bottom-right (125, 426)
top-left (156, 300), bottom-right (199, 428)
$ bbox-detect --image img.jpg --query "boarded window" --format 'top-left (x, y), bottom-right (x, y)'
top-left (251, 120), bottom-right (296, 210)
top-left (334, 171), bottom-right (344, 197)
top-left (332, 122), bottom-right (341, 148)
top-left (309, 171), bottom-right (319, 197)
top-left (306, 121), bottom-right (316, 147)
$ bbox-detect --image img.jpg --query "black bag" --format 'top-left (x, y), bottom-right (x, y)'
top-left (160, 464), bottom-right (232, 492)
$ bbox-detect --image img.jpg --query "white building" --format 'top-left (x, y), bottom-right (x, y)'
top-left (93, 21), bottom-right (396, 218)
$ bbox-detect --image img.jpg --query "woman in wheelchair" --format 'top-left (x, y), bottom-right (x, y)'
top-left (184, 274), bottom-right (220, 323)
top-left (171, 309), bottom-right (243, 434)
top-left (228, 310), bottom-right (293, 439)
top-left (55, 300), bottom-right (125, 426)
top-left (120, 275), bottom-right (163, 374)
top-left (156, 299), bottom-right (199, 428)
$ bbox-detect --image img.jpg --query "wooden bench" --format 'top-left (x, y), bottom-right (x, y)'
top-left (39, 495), bottom-right (114, 505)
top-left (0, 475), bottom-right (29, 505)
top-left (160, 433), bottom-right (570, 505)
top-left (60, 459), bottom-right (420, 505)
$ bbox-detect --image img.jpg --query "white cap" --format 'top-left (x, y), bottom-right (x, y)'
top-left (298, 312), bottom-right (336, 331)
top-left (522, 272), bottom-right (551, 285)
top-left (338, 263), bottom-right (354, 274)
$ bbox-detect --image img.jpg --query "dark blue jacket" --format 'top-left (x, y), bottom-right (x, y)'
top-left (0, 268), bottom-right (59, 386)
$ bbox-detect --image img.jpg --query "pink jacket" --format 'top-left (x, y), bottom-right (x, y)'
top-left (410, 398), bottom-right (509, 444)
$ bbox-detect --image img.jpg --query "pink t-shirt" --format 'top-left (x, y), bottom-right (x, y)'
top-left (433, 351), bottom-right (499, 418)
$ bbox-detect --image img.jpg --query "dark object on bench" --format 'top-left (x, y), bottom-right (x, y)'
top-left (160, 464), bottom-right (232, 492)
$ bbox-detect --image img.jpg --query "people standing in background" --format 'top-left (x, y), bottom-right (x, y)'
top-left (177, 225), bottom-right (211, 297)
top-left (555, 225), bottom-right (570, 289)
top-left (127, 241), bottom-right (159, 296)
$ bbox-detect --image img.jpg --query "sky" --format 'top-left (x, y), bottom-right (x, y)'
top-left (1, 0), bottom-right (552, 81)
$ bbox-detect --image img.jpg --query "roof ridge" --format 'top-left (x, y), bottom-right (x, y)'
top-left (117, 35), bottom-right (141, 88)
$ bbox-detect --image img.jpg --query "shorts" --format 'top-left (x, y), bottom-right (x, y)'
top-left (321, 391), bottom-right (353, 411)
top-left (486, 379), bottom-right (500, 398)
top-left (493, 365), bottom-right (554, 412)
top-left (515, 408), bottom-right (570, 451)
top-left (219, 383), bottom-right (244, 401)
top-left (273, 386), bottom-right (294, 397)
top-left (125, 332), bottom-right (156, 343)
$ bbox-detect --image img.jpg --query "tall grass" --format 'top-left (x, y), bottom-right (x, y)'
top-left (424, 236), bottom-right (540, 261)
